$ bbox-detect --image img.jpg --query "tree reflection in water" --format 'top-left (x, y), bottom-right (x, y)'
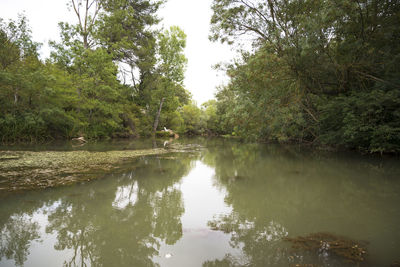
top-left (0, 215), bottom-right (40, 267)
top-left (201, 143), bottom-right (294, 266)
top-left (45, 155), bottom-right (192, 267)
top-left (1, 139), bottom-right (400, 266)
top-left (201, 141), bottom-right (398, 267)
top-left (0, 154), bottom-right (195, 267)
top-left (207, 215), bottom-right (289, 266)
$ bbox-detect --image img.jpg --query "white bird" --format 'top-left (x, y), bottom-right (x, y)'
top-left (163, 140), bottom-right (169, 147)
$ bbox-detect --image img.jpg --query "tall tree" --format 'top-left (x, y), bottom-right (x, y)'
top-left (69, 0), bottom-right (101, 49)
top-left (50, 1), bottom-right (128, 138)
top-left (97, 0), bottom-right (163, 88)
top-left (151, 26), bottom-right (189, 134)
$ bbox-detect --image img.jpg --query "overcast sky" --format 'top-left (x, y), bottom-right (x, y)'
top-left (0, 0), bottom-right (236, 105)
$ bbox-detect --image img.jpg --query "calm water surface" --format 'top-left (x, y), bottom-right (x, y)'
top-left (0, 138), bottom-right (399, 266)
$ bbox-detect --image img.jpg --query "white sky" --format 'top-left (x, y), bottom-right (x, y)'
top-left (0, 0), bottom-right (236, 105)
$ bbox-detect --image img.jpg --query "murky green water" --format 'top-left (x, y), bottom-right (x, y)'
top-left (1, 138), bottom-right (399, 267)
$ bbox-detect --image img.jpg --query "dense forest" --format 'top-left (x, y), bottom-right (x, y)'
top-left (1, 0), bottom-right (399, 153)
top-left (209, 0), bottom-right (400, 153)
top-left (0, 0), bottom-right (202, 141)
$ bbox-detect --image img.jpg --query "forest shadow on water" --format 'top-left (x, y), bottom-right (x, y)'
top-left (0, 138), bottom-right (399, 267)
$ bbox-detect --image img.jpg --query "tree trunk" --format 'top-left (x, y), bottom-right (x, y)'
top-left (153, 97), bottom-right (165, 134)
top-left (14, 88), bottom-right (18, 105)
top-left (83, 34), bottom-right (89, 49)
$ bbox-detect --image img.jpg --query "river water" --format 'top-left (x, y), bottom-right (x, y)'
top-left (0, 138), bottom-right (399, 267)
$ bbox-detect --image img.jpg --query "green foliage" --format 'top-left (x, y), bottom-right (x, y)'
top-left (180, 102), bottom-right (206, 135)
top-left (318, 89), bottom-right (400, 153)
top-left (147, 26), bottom-right (190, 134)
top-left (211, 0), bottom-right (400, 153)
top-left (97, 0), bottom-right (162, 75)
top-left (202, 100), bottom-right (220, 134)
top-left (0, 2), bottom-right (194, 142)
top-left (158, 26), bottom-right (187, 85)
top-left (155, 131), bottom-right (172, 137)
top-left (0, 16), bottom-right (80, 141)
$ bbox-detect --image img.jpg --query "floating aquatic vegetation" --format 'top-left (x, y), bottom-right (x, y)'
top-left (0, 145), bottom-right (201, 193)
top-left (289, 264), bottom-right (319, 267)
top-left (284, 232), bottom-right (368, 264)
top-left (0, 154), bottom-right (20, 161)
top-left (166, 143), bottom-right (203, 151)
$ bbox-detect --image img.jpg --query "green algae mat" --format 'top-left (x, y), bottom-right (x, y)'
top-left (0, 145), bottom-right (201, 193)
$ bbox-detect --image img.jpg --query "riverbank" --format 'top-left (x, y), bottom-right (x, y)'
top-left (0, 144), bottom-right (202, 194)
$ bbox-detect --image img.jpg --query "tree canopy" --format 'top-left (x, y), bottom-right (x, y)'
top-left (209, 0), bottom-right (400, 153)
top-left (0, 1), bottom-right (193, 141)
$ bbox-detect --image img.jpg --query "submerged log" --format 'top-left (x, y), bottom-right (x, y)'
top-left (284, 232), bottom-right (368, 264)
